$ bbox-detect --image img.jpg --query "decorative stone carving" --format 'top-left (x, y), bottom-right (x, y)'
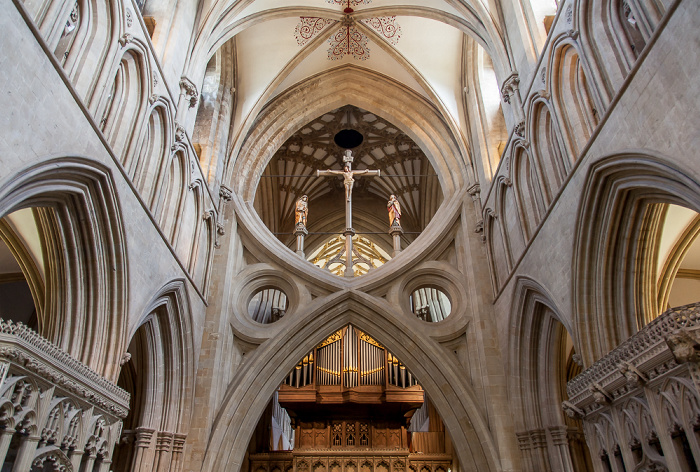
top-left (179, 77), bottom-right (199, 109)
top-left (0, 321), bottom-right (127, 469)
top-left (175, 122), bottom-right (186, 142)
top-left (666, 329), bottom-right (700, 363)
top-left (118, 33), bottom-right (133, 47)
top-left (514, 121), bottom-right (526, 137)
top-left (126, 9), bottom-right (133, 27)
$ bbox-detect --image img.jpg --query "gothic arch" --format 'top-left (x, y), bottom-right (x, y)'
top-left (132, 101), bottom-right (173, 204)
top-left (128, 279), bottom-right (195, 433)
top-left (0, 157), bottom-right (128, 382)
top-left (528, 97), bottom-right (569, 199)
top-left (484, 209), bottom-right (509, 290)
top-left (201, 293), bottom-right (502, 472)
top-left (227, 66), bottom-right (469, 203)
top-left (573, 153), bottom-right (700, 365)
top-left (97, 43), bottom-right (150, 162)
top-left (550, 40), bottom-right (601, 159)
top-left (512, 144), bottom-right (547, 240)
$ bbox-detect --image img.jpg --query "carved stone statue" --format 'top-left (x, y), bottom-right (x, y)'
top-left (295, 195), bottom-right (309, 227)
top-left (388, 194), bottom-right (401, 226)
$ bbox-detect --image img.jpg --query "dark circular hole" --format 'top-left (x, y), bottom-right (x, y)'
top-left (334, 129), bottom-right (364, 149)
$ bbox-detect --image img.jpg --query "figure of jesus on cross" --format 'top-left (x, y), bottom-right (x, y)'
top-left (316, 149), bottom-right (380, 277)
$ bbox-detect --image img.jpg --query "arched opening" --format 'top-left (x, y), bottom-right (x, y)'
top-left (512, 146), bottom-right (547, 239)
top-left (642, 204), bottom-right (700, 316)
top-left (99, 50), bottom-right (147, 161)
top-left (0, 208), bottom-right (45, 331)
top-left (573, 155), bottom-right (700, 365)
top-left (509, 280), bottom-right (593, 472)
top-left (112, 281), bottom-right (194, 472)
top-left (254, 105), bottom-right (443, 277)
top-left (0, 159), bottom-right (128, 380)
top-left (245, 325), bottom-right (456, 470)
top-left (191, 39), bottom-right (235, 187)
top-left (530, 100), bottom-right (568, 198)
top-left (553, 45), bottom-right (599, 158)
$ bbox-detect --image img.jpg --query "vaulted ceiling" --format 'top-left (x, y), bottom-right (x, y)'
top-left (255, 105), bottom-right (442, 255)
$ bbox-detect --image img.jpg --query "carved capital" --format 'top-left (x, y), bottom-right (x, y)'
top-left (500, 73), bottom-right (520, 102)
top-left (219, 185), bottom-right (233, 202)
top-left (514, 121), bottom-right (526, 138)
top-left (474, 220), bottom-right (484, 234)
top-left (179, 77), bottom-right (199, 109)
top-left (572, 353), bottom-right (583, 367)
top-left (174, 122), bottom-right (186, 142)
top-left (467, 183), bottom-right (481, 197)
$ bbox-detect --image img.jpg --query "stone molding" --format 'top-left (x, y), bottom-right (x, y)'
top-left (0, 320), bottom-right (130, 418)
top-left (567, 302), bottom-right (700, 403)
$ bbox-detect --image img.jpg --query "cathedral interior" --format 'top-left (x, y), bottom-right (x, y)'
top-left (1, 0), bottom-right (699, 470)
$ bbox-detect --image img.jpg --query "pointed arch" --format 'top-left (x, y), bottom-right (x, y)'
top-left (512, 144), bottom-right (547, 239)
top-left (485, 209), bottom-right (509, 291)
top-left (97, 45), bottom-right (150, 162)
top-left (551, 41), bottom-right (601, 159)
top-left (496, 177), bottom-right (526, 264)
top-left (132, 101), bottom-right (173, 204)
top-left (200, 293), bottom-right (502, 472)
top-left (528, 97), bottom-right (569, 198)
top-left (0, 157), bottom-right (128, 381)
top-left (573, 153), bottom-right (700, 365)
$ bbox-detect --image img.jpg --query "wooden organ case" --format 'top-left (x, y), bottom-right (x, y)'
top-left (247, 326), bottom-right (454, 472)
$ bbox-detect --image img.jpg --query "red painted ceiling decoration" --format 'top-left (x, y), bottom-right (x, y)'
top-left (294, 0), bottom-right (402, 60)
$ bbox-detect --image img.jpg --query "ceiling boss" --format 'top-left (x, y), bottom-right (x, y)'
top-left (294, 0), bottom-right (402, 61)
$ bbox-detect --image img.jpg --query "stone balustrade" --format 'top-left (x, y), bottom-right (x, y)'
top-left (0, 320), bottom-right (129, 471)
top-left (565, 302), bottom-right (700, 472)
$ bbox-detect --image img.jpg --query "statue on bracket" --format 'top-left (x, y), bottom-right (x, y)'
top-left (388, 194), bottom-right (401, 227)
top-left (295, 195), bottom-right (309, 227)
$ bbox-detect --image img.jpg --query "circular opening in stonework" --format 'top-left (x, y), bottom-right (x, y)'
top-left (333, 129), bottom-right (364, 149)
top-left (409, 287), bottom-right (452, 322)
top-left (248, 287), bottom-right (288, 324)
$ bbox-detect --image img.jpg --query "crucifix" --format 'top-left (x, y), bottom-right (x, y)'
top-left (316, 149), bottom-right (381, 277)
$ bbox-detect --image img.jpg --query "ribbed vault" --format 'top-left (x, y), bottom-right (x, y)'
top-left (255, 105), bottom-right (443, 257)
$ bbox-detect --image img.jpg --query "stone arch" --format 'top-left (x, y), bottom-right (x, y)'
top-left (113, 279), bottom-right (195, 471)
top-left (0, 157), bottom-right (127, 381)
top-left (573, 153), bottom-right (700, 365)
top-left (512, 144), bottom-right (547, 240)
top-left (550, 41), bottom-right (601, 159)
top-left (97, 45), bottom-right (150, 161)
top-left (508, 277), bottom-right (592, 471)
top-left (200, 293), bottom-right (502, 472)
top-left (132, 101), bottom-right (173, 204)
top-left (496, 177), bottom-right (526, 265)
top-left (484, 209), bottom-right (509, 290)
top-left (155, 148), bottom-right (189, 242)
top-left (528, 97), bottom-right (569, 198)
top-left (227, 66), bottom-right (468, 203)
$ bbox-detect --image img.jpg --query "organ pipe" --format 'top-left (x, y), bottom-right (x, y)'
top-left (283, 325), bottom-right (419, 390)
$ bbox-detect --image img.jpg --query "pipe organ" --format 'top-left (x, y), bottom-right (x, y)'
top-left (282, 325), bottom-right (419, 391)
top-left (250, 325), bottom-right (453, 472)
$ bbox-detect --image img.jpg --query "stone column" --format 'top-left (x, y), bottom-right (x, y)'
top-left (0, 429), bottom-right (14, 464)
top-left (11, 434), bottom-right (40, 472)
top-left (516, 431), bottom-right (535, 472)
top-left (548, 425), bottom-right (575, 472)
top-left (96, 459), bottom-right (113, 472)
top-left (530, 429), bottom-right (552, 471)
top-left (154, 430), bottom-right (174, 472)
top-left (130, 427), bottom-right (156, 471)
top-left (170, 433), bottom-right (187, 472)
top-left (295, 224), bottom-right (308, 257)
top-left (389, 222), bottom-right (403, 257)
